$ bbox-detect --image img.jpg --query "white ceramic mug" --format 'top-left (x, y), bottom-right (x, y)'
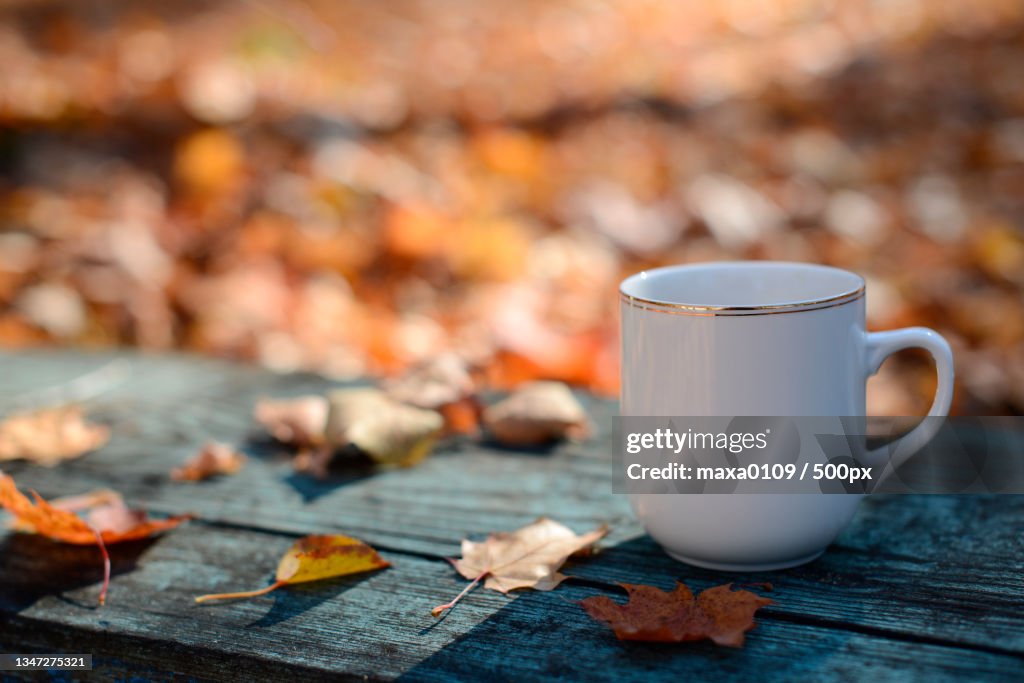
top-left (619, 261), bottom-right (954, 571)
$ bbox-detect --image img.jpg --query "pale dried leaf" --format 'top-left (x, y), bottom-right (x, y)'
top-left (0, 406), bottom-right (109, 467)
top-left (326, 388), bottom-right (443, 466)
top-left (456, 517), bottom-right (607, 593)
top-left (433, 517), bottom-right (608, 617)
top-left (483, 381), bottom-right (590, 446)
top-left (348, 405), bottom-right (443, 466)
top-left (384, 352), bottom-right (476, 409)
top-left (86, 504), bottom-right (150, 535)
top-left (254, 396), bottom-right (328, 448)
top-left (323, 388), bottom-right (394, 445)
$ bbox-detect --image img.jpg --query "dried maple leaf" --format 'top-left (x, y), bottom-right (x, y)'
top-left (580, 582), bottom-right (773, 647)
top-left (0, 406), bottom-right (110, 467)
top-left (254, 396), bottom-right (328, 448)
top-left (0, 474), bottom-right (190, 605)
top-left (171, 442), bottom-right (247, 482)
top-left (195, 534), bottom-right (390, 603)
top-left (325, 388), bottom-right (443, 467)
top-left (432, 517), bottom-right (607, 617)
top-left (483, 381), bottom-right (590, 446)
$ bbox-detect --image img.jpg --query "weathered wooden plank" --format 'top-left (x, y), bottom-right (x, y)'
top-left (0, 350), bottom-right (632, 553)
top-left (2, 351), bottom-right (1023, 677)
top-left (2, 524), bottom-right (1023, 683)
top-left (6, 438), bottom-right (1024, 656)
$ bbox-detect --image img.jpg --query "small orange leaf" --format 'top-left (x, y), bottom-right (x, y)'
top-left (580, 582), bottom-right (773, 647)
top-left (172, 442), bottom-right (246, 482)
top-left (195, 534), bottom-right (390, 604)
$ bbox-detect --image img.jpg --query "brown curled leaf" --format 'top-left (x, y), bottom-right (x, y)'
top-left (580, 582), bottom-right (773, 647)
top-left (172, 442), bottom-right (247, 482)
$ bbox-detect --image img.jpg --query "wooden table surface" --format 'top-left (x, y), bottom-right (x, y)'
top-left (1, 350), bottom-right (1023, 682)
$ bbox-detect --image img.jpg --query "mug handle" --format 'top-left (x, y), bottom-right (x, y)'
top-left (862, 327), bottom-right (955, 478)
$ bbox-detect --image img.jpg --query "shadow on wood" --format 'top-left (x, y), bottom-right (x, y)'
top-left (397, 577), bottom-right (1023, 682)
top-left (246, 573), bottom-right (378, 629)
top-left (244, 434), bottom-right (378, 502)
top-left (0, 534), bottom-right (157, 611)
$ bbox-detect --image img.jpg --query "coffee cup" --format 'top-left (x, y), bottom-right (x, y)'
top-left (619, 261), bottom-right (954, 570)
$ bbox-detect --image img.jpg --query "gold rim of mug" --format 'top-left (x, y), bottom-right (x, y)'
top-left (619, 287), bottom-right (865, 316)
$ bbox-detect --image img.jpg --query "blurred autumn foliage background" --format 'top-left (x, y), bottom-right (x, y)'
top-left (1, 0), bottom-right (1023, 416)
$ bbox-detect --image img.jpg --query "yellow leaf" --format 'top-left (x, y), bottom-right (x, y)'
top-left (195, 534), bottom-right (389, 603)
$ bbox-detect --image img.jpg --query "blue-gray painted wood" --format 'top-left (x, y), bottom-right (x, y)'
top-left (0, 351), bottom-right (1022, 682)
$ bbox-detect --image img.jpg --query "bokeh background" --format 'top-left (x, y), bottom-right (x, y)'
top-left (1, 0), bottom-right (1023, 415)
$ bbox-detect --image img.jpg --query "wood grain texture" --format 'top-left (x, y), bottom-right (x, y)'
top-left (1, 350), bottom-right (1022, 681)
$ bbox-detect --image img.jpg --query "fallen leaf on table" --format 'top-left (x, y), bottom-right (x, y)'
top-left (0, 473), bottom-right (191, 605)
top-left (26, 488), bottom-right (124, 516)
top-left (0, 406), bottom-right (110, 467)
top-left (172, 442), bottom-right (247, 482)
top-left (0, 476), bottom-right (188, 544)
top-left (580, 582), bottom-right (773, 647)
top-left (384, 353), bottom-right (482, 434)
top-left (384, 353), bottom-right (475, 408)
top-left (483, 381), bottom-right (590, 446)
top-left (195, 534), bottom-right (390, 604)
top-left (323, 388), bottom-right (394, 445)
top-left (432, 517), bottom-right (608, 617)
top-left (346, 405), bottom-right (443, 466)
top-left (325, 388), bottom-right (443, 467)
top-left (254, 396), bottom-right (328, 448)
